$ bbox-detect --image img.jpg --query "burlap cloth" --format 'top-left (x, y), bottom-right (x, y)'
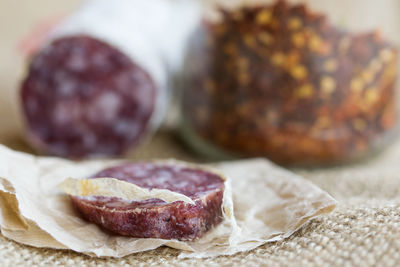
top-left (1, 0), bottom-right (400, 266)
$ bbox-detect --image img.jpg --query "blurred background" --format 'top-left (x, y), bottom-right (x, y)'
top-left (1, 0), bottom-right (399, 165)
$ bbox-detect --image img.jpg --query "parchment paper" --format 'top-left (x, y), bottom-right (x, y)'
top-left (0, 144), bottom-right (336, 258)
top-left (59, 177), bottom-right (197, 204)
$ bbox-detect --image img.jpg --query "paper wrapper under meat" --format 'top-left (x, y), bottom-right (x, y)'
top-left (0, 145), bottom-right (336, 258)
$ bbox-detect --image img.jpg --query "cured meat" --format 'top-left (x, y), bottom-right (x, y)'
top-left (21, 35), bottom-right (157, 158)
top-left (19, 0), bottom-right (200, 159)
top-left (70, 162), bottom-right (225, 240)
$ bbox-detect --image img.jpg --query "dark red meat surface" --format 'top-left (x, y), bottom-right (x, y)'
top-left (71, 163), bottom-right (225, 240)
top-left (21, 35), bottom-right (157, 159)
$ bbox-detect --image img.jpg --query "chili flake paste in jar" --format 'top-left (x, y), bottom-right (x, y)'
top-left (181, 0), bottom-right (399, 165)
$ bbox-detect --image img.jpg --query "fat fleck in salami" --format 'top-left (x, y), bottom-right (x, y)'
top-left (70, 162), bottom-right (225, 240)
top-left (20, 0), bottom-right (200, 158)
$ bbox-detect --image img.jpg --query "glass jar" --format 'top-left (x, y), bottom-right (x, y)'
top-left (180, 0), bottom-right (400, 165)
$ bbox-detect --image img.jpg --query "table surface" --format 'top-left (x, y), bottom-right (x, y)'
top-left (1, 1), bottom-right (400, 266)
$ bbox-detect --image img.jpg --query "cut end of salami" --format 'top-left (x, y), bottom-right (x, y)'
top-left (70, 162), bottom-right (225, 241)
top-left (21, 35), bottom-right (157, 159)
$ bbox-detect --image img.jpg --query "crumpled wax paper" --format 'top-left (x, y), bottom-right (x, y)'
top-left (0, 144), bottom-right (336, 258)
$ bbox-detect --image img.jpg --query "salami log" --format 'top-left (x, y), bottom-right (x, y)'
top-left (20, 0), bottom-right (200, 159)
top-left (21, 36), bottom-right (157, 158)
top-left (70, 162), bottom-right (225, 240)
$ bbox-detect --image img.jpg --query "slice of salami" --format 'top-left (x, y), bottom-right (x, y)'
top-left (70, 162), bottom-right (225, 240)
top-left (21, 35), bottom-right (157, 158)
